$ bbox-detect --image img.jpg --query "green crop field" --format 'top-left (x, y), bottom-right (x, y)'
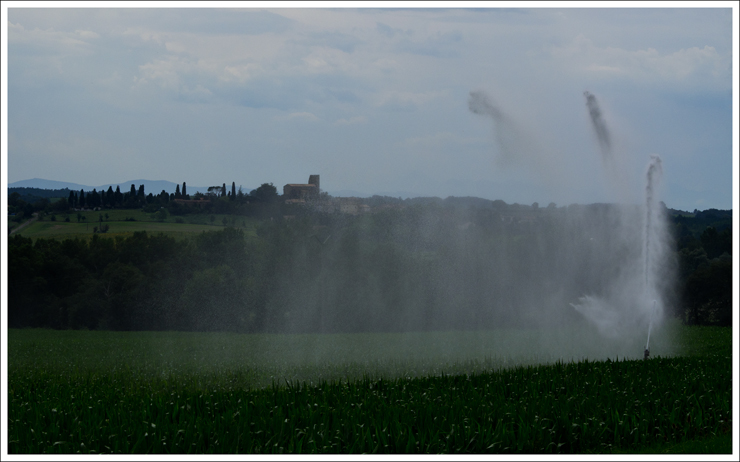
top-left (7, 324), bottom-right (733, 454)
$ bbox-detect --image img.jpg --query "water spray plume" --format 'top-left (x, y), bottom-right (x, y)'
top-left (643, 155), bottom-right (663, 359)
top-left (584, 91), bottom-right (612, 159)
top-left (645, 300), bottom-right (656, 360)
top-left (644, 155), bottom-right (663, 287)
top-left (569, 127), bottom-right (670, 358)
top-left (467, 90), bottom-right (541, 170)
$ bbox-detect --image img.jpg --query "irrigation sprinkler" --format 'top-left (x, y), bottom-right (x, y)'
top-left (644, 300), bottom-right (656, 360)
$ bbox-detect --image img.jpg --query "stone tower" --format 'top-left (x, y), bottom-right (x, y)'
top-left (308, 175), bottom-right (320, 192)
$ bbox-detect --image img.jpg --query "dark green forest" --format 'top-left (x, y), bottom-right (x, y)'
top-left (7, 185), bottom-right (733, 333)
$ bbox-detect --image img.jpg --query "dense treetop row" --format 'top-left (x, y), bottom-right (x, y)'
top-left (8, 182), bottom-right (281, 220)
top-left (6, 189), bottom-right (732, 332)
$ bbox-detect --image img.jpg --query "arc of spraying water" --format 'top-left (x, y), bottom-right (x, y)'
top-left (643, 156), bottom-right (662, 357)
top-left (646, 300), bottom-right (656, 351)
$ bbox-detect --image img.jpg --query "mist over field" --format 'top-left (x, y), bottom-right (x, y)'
top-left (7, 88), bottom-right (685, 366)
top-left (7, 7), bottom-right (732, 370)
top-left (225, 88), bottom-right (678, 364)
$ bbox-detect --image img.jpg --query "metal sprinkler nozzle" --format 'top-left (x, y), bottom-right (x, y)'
top-left (644, 348), bottom-right (650, 360)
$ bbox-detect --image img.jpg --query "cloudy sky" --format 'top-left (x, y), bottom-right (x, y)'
top-left (3, 3), bottom-right (736, 210)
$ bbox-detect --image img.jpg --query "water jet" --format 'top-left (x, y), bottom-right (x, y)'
top-left (642, 155), bottom-right (663, 358)
top-left (644, 300), bottom-right (656, 360)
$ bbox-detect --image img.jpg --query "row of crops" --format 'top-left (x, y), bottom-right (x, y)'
top-left (7, 326), bottom-right (733, 454)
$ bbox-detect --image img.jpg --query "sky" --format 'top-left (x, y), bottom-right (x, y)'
top-left (2, 2), bottom-right (737, 211)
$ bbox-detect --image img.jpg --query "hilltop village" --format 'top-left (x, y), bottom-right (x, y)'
top-left (9, 173), bottom-right (558, 227)
top-left (280, 174), bottom-right (553, 224)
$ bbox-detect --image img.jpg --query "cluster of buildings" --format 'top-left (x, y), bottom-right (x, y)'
top-left (283, 174), bottom-right (546, 223)
top-left (283, 174), bottom-right (374, 215)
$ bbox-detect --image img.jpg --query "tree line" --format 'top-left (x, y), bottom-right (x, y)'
top-left (7, 201), bottom-right (732, 332)
top-left (8, 182), bottom-right (282, 225)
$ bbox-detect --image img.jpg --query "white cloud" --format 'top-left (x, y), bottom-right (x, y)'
top-left (374, 90), bottom-right (447, 111)
top-left (8, 21), bottom-right (95, 54)
top-left (334, 116), bottom-right (367, 126)
top-left (400, 131), bottom-right (476, 148)
top-left (125, 25), bottom-right (369, 104)
top-left (296, 44), bottom-right (364, 77)
top-left (134, 56), bottom-right (189, 90)
top-left (551, 34), bottom-right (730, 89)
top-left (122, 27), bottom-right (167, 45)
top-left (131, 56), bottom-right (216, 104)
top-left (74, 29), bottom-right (99, 39)
top-left (220, 63), bottom-right (263, 83)
top-left (274, 112), bottom-right (319, 122)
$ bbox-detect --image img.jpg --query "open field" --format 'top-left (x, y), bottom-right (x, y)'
top-left (15, 220), bottom-right (228, 241)
top-left (7, 324), bottom-right (732, 454)
top-left (6, 320), bottom-right (691, 387)
top-left (7, 215), bottom-right (37, 235)
top-left (13, 210), bottom-right (258, 241)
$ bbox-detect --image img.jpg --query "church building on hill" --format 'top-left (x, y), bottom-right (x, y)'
top-left (283, 175), bottom-right (320, 202)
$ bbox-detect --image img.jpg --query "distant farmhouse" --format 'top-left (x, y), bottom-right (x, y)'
top-left (283, 175), bottom-right (320, 203)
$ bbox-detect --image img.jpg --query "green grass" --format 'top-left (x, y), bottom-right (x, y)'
top-left (7, 322), bottom-right (689, 385)
top-left (18, 220), bottom-right (226, 241)
top-left (16, 210), bottom-right (258, 241)
top-left (672, 324), bottom-right (734, 358)
top-left (7, 220), bottom-right (23, 232)
top-left (7, 325), bottom-right (733, 454)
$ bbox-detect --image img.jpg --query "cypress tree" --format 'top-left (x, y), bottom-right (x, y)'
top-left (182, 182), bottom-right (187, 197)
top-left (91, 189), bottom-right (100, 208)
top-left (231, 182), bottom-right (236, 200)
